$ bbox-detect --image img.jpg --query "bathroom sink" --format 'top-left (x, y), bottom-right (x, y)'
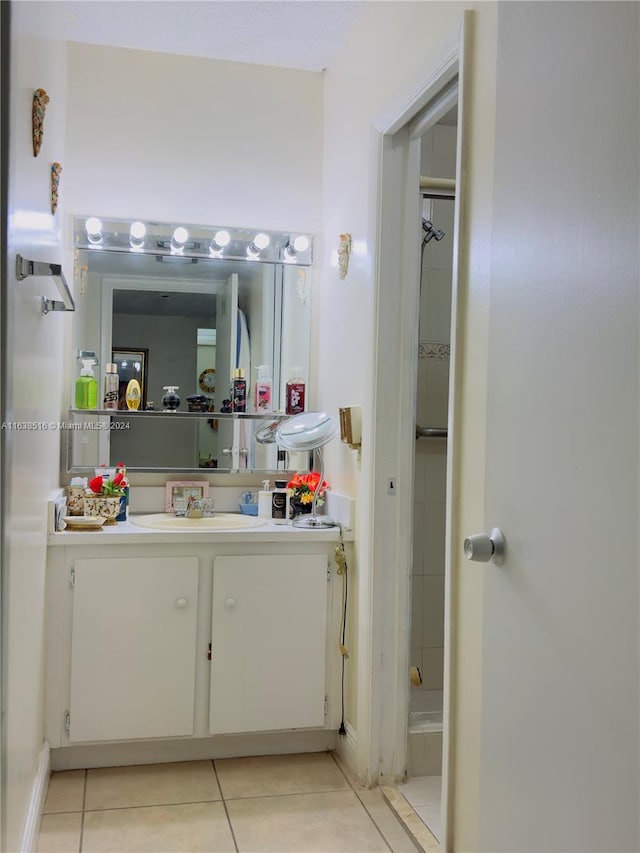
top-left (129, 513), bottom-right (266, 531)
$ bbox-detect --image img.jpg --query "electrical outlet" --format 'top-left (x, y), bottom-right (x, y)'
top-left (387, 477), bottom-right (397, 495)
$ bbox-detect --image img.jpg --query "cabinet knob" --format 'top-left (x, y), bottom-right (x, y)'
top-left (175, 597), bottom-right (188, 609)
top-left (224, 597), bottom-right (236, 609)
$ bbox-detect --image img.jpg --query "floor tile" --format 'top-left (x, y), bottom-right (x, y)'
top-left (43, 770), bottom-right (85, 814)
top-left (36, 812), bottom-right (82, 853)
top-left (215, 752), bottom-right (350, 799)
top-left (226, 790), bottom-right (390, 852)
top-left (85, 761), bottom-right (221, 811)
top-left (82, 802), bottom-right (235, 852)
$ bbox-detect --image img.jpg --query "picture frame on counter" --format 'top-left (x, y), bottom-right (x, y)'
top-left (164, 481), bottom-right (210, 513)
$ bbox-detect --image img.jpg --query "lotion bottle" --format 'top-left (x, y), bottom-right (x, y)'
top-left (271, 479), bottom-right (289, 524)
top-left (254, 364), bottom-right (272, 413)
top-left (285, 367), bottom-right (305, 415)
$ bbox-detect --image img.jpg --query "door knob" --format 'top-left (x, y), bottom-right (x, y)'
top-left (175, 597), bottom-right (188, 609)
top-left (464, 528), bottom-right (505, 565)
top-left (224, 597), bottom-right (236, 608)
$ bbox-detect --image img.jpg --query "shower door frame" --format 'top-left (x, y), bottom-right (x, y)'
top-left (363, 11), bottom-right (473, 850)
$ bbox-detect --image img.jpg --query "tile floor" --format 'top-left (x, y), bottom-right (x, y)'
top-left (37, 752), bottom-right (421, 853)
top-left (397, 776), bottom-right (442, 842)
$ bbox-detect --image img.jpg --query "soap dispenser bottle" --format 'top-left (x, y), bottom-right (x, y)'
top-left (75, 358), bottom-right (98, 409)
top-left (258, 480), bottom-right (273, 519)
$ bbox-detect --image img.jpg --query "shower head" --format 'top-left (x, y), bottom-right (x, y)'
top-left (421, 219), bottom-right (446, 243)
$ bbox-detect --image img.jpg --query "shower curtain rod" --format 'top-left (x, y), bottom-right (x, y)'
top-left (420, 175), bottom-right (456, 200)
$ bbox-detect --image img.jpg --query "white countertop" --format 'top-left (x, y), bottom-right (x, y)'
top-left (48, 515), bottom-right (353, 546)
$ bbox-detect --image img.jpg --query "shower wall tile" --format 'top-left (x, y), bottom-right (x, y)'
top-left (419, 130), bottom-right (434, 174)
top-left (410, 647), bottom-right (423, 680)
top-left (420, 269), bottom-right (453, 343)
top-left (416, 442), bottom-right (447, 504)
top-left (424, 201), bottom-right (455, 272)
top-left (412, 504), bottom-right (426, 575)
top-left (417, 359), bottom-right (450, 429)
top-left (432, 125), bottom-right (457, 178)
top-left (422, 576), bottom-right (445, 649)
top-left (423, 504), bottom-right (446, 575)
top-left (411, 576), bottom-right (424, 649)
top-left (420, 648), bottom-right (444, 690)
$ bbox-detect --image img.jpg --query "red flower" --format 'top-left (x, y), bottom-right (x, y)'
top-left (88, 475), bottom-right (104, 494)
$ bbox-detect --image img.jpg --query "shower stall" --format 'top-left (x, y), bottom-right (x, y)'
top-left (408, 119), bottom-right (456, 783)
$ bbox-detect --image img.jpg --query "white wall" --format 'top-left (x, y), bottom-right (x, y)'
top-left (65, 43), bottom-right (323, 232)
top-left (5, 5), bottom-right (69, 849)
top-left (319, 0), bottom-right (484, 786)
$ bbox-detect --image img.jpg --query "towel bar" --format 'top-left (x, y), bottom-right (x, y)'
top-left (16, 254), bottom-right (75, 314)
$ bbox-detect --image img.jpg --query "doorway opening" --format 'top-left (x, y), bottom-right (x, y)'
top-left (400, 111), bottom-right (457, 844)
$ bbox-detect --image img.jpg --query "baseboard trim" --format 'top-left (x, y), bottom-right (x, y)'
top-left (335, 721), bottom-right (358, 779)
top-left (51, 730), bottom-right (338, 771)
top-left (20, 741), bottom-right (50, 853)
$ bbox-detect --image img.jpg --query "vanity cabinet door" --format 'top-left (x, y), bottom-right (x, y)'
top-left (210, 554), bottom-right (327, 734)
top-left (69, 556), bottom-right (198, 742)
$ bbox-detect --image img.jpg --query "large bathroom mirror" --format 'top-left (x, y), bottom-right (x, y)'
top-left (69, 217), bottom-right (312, 473)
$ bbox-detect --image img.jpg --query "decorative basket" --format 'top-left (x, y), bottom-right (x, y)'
top-left (83, 496), bottom-right (121, 525)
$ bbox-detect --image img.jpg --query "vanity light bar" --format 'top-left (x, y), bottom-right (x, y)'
top-left (75, 217), bottom-right (313, 266)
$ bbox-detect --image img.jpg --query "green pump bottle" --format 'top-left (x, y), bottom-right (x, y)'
top-left (75, 358), bottom-right (98, 409)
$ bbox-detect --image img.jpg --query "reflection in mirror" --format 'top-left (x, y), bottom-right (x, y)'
top-left (70, 222), bottom-right (312, 473)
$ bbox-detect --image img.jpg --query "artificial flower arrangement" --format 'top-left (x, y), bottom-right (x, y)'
top-left (287, 471), bottom-right (329, 508)
top-left (88, 462), bottom-right (128, 497)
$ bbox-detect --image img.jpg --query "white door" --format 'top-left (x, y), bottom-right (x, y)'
top-left (459, 5), bottom-right (640, 851)
top-left (69, 557), bottom-right (199, 742)
top-left (215, 273), bottom-right (238, 465)
top-left (210, 554), bottom-right (327, 734)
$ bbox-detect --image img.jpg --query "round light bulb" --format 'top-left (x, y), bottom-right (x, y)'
top-left (130, 221), bottom-right (146, 239)
top-left (293, 235), bottom-right (309, 253)
top-left (253, 232), bottom-right (270, 250)
top-left (173, 227), bottom-right (189, 245)
top-left (85, 217), bottom-right (103, 243)
top-left (214, 230), bottom-right (230, 248)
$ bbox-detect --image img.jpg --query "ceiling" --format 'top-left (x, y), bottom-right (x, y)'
top-left (31, 0), bottom-right (369, 72)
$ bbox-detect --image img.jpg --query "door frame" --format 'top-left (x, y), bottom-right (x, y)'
top-left (363, 11), bottom-right (473, 848)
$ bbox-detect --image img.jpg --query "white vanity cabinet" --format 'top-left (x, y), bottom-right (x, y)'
top-left (210, 554), bottom-right (328, 734)
top-left (68, 557), bottom-right (199, 743)
top-left (45, 534), bottom-right (342, 763)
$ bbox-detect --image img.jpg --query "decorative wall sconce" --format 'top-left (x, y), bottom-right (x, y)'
top-left (338, 233), bottom-right (351, 280)
top-left (50, 162), bottom-right (62, 214)
top-left (32, 88), bottom-right (49, 157)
